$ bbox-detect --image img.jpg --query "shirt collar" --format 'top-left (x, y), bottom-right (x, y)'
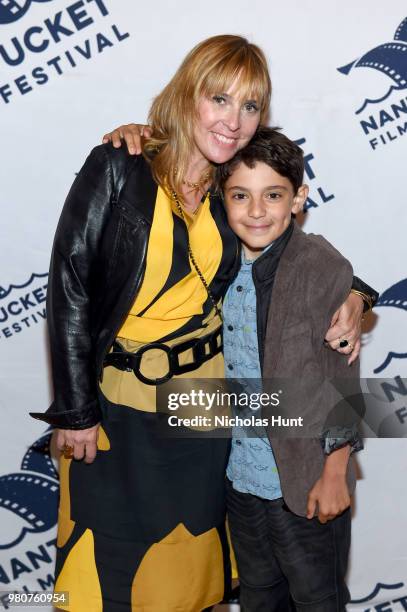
top-left (242, 242), bottom-right (274, 266)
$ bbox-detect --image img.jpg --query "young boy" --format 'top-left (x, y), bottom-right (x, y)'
top-left (218, 127), bottom-right (362, 612)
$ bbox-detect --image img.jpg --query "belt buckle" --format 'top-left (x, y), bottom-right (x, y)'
top-left (133, 343), bottom-right (172, 386)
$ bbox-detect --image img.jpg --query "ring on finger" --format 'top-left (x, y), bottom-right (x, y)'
top-left (63, 444), bottom-right (74, 457)
top-left (339, 339), bottom-right (349, 348)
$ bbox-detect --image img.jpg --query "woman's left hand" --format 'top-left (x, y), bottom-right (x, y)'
top-left (56, 424), bottom-right (100, 464)
top-left (324, 292), bottom-right (363, 365)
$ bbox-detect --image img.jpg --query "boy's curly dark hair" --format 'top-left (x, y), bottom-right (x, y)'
top-left (215, 126), bottom-right (304, 194)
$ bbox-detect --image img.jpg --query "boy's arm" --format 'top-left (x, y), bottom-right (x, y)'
top-left (102, 124), bottom-right (151, 154)
top-left (307, 240), bottom-right (363, 521)
top-left (306, 445), bottom-right (352, 523)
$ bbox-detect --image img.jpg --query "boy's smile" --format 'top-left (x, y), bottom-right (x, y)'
top-left (224, 161), bottom-right (308, 259)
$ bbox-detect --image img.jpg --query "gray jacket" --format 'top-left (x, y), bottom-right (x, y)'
top-left (263, 223), bottom-right (359, 517)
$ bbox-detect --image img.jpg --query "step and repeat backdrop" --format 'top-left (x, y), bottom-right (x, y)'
top-left (0, 1), bottom-right (406, 610)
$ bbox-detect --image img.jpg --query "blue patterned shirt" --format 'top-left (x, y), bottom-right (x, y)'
top-left (223, 249), bottom-right (282, 500)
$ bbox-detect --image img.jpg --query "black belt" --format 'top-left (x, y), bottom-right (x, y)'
top-left (103, 326), bottom-right (223, 386)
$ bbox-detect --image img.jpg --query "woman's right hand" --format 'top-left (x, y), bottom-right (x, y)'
top-left (102, 123), bottom-right (152, 155)
top-left (56, 424), bottom-right (100, 464)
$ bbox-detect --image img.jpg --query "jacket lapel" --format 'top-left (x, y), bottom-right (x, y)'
top-left (263, 224), bottom-right (303, 374)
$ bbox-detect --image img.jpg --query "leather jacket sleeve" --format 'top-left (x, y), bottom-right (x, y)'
top-left (30, 145), bottom-right (114, 429)
top-left (352, 276), bottom-right (379, 311)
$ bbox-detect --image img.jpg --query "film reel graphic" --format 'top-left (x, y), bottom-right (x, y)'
top-left (373, 279), bottom-right (407, 375)
top-left (0, 431), bottom-right (59, 550)
top-left (0, 0), bottom-right (53, 25)
top-left (338, 17), bottom-right (407, 92)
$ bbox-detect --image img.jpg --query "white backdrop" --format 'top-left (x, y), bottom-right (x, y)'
top-left (1, 1), bottom-right (406, 610)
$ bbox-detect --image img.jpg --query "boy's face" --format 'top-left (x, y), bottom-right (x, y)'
top-left (223, 161), bottom-right (309, 259)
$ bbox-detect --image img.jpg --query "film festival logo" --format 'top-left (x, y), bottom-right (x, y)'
top-left (276, 134), bottom-right (337, 215)
top-left (0, 430), bottom-right (59, 594)
top-left (358, 278), bottom-right (407, 441)
top-left (0, 273), bottom-right (48, 341)
top-left (350, 581), bottom-right (407, 610)
top-left (337, 16), bottom-right (407, 150)
top-left (0, 0), bottom-right (53, 25)
top-left (373, 278), bottom-right (407, 377)
top-left (294, 137), bottom-right (335, 213)
top-left (0, 0), bottom-right (131, 105)
top-left (0, 430), bottom-right (58, 551)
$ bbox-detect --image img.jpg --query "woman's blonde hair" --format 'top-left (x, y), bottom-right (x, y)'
top-left (144, 34), bottom-right (271, 196)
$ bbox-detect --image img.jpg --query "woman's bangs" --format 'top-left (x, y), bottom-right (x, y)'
top-left (198, 57), bottom-right (241, 99)
top-left (236, 63), bottom-right (270, 110)
top-left (198, 53), bottom-right (270, 111)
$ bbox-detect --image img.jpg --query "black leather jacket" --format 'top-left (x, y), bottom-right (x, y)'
top-left (30, 144), bottom-right (163, 429)
top-left (30, 143), bottom-right (378, 431)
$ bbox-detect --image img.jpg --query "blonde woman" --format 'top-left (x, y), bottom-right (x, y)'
top-left (31, 35), bottom-right (370, 611)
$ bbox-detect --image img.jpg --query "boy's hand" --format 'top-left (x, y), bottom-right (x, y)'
top-left (324, 292), bottom-right (363, 365)
top-left (56, 424), bottom-right (100, 464)
top-left (306, 445), bottom-right (351, 523)
top-left (102, 123), bottom-right (152, 154)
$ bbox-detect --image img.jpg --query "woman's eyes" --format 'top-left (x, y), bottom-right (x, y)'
top-left (243, 102), bottom-right (259, 113)
top-left (211, 96), bottom-right (259, 112)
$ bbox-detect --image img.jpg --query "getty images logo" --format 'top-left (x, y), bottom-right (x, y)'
top-left (0, 0), bottom-right (53, 25)
top-left (337, 17), bottom-right (407, 150)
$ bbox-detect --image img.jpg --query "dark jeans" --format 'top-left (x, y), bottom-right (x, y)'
top-left (226, 479), bottom-right (351, 612)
